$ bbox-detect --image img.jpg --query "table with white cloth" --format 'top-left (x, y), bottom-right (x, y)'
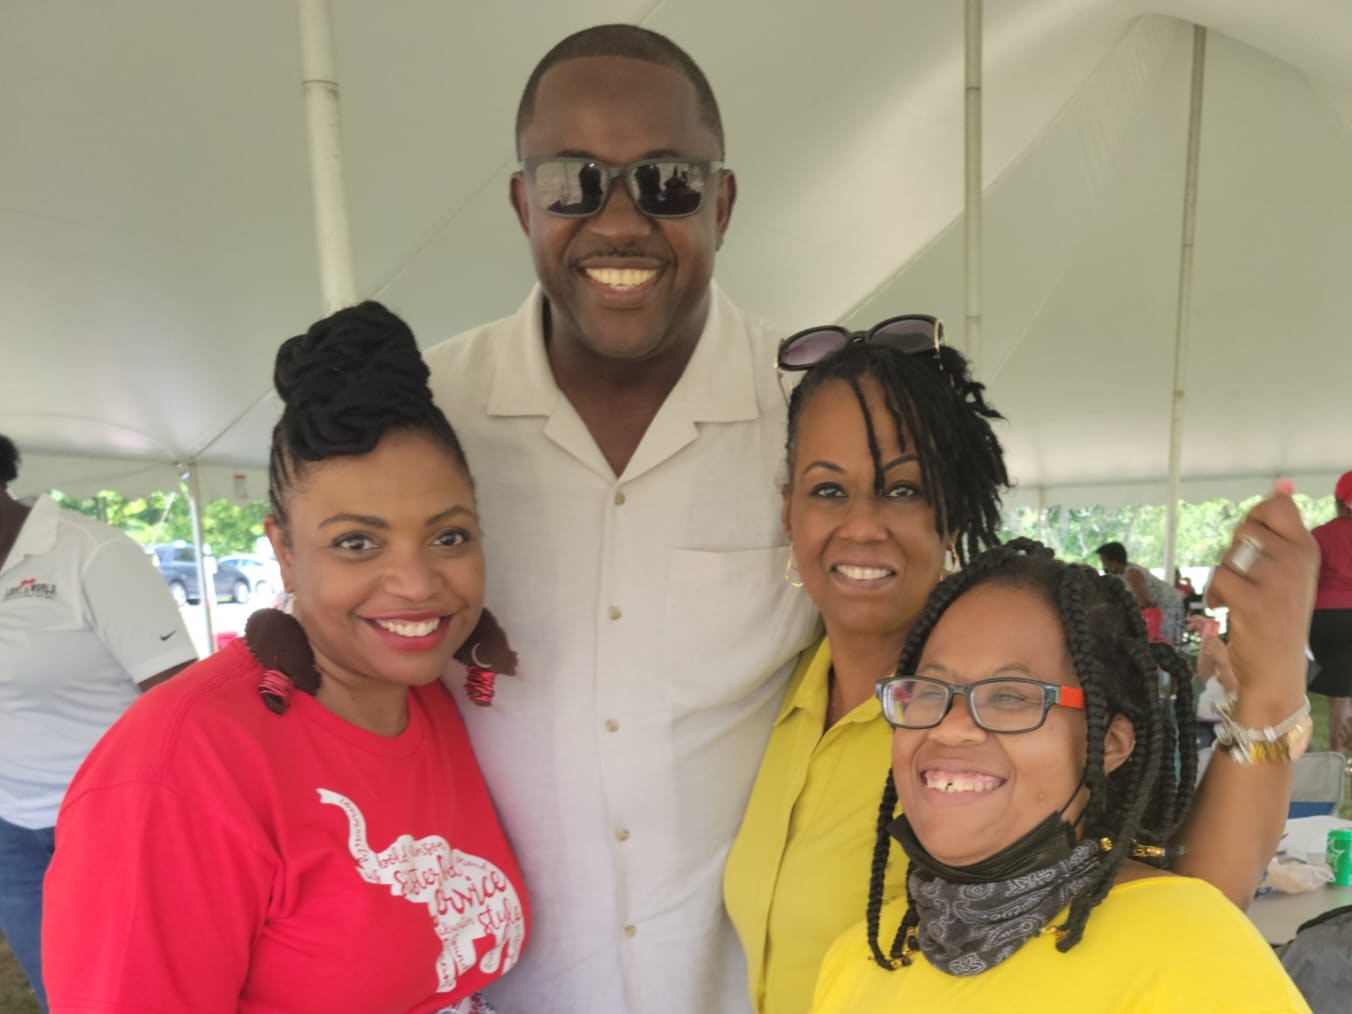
top-left (1248, 884), bottom-right (1352, 944)
top-left (1247, 816), bottom-right (1352, 944)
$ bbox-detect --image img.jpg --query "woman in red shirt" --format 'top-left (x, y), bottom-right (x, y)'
top-left (43, 302), bottom-right (527, 1014)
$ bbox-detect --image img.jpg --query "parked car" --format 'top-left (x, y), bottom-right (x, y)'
top-left (147, 545), bottom-right (279, 606)
top-left (215, 554), bottom-right (282, 606)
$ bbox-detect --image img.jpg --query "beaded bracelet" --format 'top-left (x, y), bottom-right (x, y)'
top-left (1213, 694), bottom-right (1312, 765)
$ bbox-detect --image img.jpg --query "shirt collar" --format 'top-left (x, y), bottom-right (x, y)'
top-left (1, 494), bottom-right (58, 576)
top-left (485, 282), bottom-right (761, 424)
top-left (776, 634), bottom-right (885, 728)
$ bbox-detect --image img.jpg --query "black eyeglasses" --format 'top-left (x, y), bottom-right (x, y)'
top-left (519, 157), bottom-right (725, 219)
top-left (777, 314), bottom-right (943, 371)
top-left (875, 675), bottom-right (1086, 735)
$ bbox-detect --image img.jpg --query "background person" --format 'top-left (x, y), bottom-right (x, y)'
top-left (811, 542), bottom-right (1310, 1013)
top-left (43, 303), bottom-right (528, 1013)
top-left (0, 434), bottom-right (194, 1013)
top-left (1095, 540), bottom-right (1185, 644)
top-left (1309, 470), bottom-right (1352, 751)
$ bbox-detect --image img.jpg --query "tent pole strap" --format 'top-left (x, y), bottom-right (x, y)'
top-left (1165, 25), bottom-right (1207, 580)
top-left (964, 0), bottom-right (983, 378)
top-left (298, 0), bottom-right (356, 312)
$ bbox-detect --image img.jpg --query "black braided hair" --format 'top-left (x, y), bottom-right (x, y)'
top-left (267, 301), bottom-right (470, 526)
top-left (516, 25), bottom-right (724, 158)
top-left (0, 435), bottom-right (18, 485)
top-left (865, 538), bottom-right (1199, 967)
top-left (784, 342), bottom-right (1009, 564)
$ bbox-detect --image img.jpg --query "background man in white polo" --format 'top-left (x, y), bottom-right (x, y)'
top-left (0, 434), bottom-right (195, 1010)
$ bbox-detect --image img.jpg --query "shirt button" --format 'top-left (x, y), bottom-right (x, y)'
top-left (614, 490), bottom-right (627, 506)
top-left (605, 719), bottom-right (620, 732)
top-left (615, 828), bottom-right (630, 842)
top-left (608, 605), bottom-right (622, 620)
top-left (624, 924), bottom-right (637, 938)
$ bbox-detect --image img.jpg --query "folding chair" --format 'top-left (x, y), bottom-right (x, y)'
top-left (1288, 752), bottom-right (1347, 819)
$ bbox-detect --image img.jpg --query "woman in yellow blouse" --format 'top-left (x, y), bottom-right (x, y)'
top-left (723, 323), bottom-right (1317, 1014)
top-left (811, 541), bottom-right (1308, 1013)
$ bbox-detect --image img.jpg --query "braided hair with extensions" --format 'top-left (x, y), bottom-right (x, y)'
top-left (784, 343), bottom-right (1009, 565)
top-left (267, 300), bottom-right (470, 526)
top-left (865, 538), bottom-right (1198, 969)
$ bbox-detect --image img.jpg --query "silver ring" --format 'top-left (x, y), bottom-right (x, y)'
top-left (1227, 534), bottom-right (1264, 577)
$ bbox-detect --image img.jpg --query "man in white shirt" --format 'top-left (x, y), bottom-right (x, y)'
top-left (427, 25), bottom-right (819, 1014)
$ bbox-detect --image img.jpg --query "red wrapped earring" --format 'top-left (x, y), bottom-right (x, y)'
top-left (454, 609), bottom-right (518, 707)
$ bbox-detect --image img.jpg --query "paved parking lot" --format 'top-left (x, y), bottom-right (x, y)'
top-left (177, 599), bottom-right (269, 659)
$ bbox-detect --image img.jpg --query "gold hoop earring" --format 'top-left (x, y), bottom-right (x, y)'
top-left (785, 547), bottom-right (804, 588)
top-left (943, 547), bottom-right (960, 577)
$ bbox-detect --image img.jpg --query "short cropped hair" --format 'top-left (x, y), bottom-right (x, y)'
top-left (1095, 542), bottom-right (1128, 566)
top-left (515, 24), bottom-right (725, 158)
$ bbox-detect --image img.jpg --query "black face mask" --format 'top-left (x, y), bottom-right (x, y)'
top-left (889, 779), bottom-right (1085, 884)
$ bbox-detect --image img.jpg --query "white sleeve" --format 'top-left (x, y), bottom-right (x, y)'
top-left (81, 533), bottom-right (198, 683)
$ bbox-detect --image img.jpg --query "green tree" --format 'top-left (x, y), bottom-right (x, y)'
top-left (51, 488), bottom-right (270, 556)
top-left (1000, 493), bottom-right (1333, 570)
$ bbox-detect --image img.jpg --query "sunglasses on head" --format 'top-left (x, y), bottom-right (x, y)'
top-left (520, 156), bottom-right (724, 219)
top-left (776, 314), bottom-right (944, 372)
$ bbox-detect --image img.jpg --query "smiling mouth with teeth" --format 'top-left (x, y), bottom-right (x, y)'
top-left (923, 771), bottom-right (1004, 793)
top-left (373, 617), bottom-right (442, 638)
top-left (584, 267), bottom-right (659, 290)
top-left (833, 564), bottom-right (895, 581)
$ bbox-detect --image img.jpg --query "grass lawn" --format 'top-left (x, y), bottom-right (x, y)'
top-left (0, 933), bottom-right (37, 1014)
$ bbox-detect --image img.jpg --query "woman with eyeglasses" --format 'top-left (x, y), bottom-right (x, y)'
top-left (723, 326), bottom-right (1318, 1014)
top-left (43, 302), bottom-right (527, 1014)
top-left (810, 541), bottom-right (1307, 1012)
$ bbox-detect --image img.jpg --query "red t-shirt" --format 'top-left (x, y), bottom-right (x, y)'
top-left (1314, 516), bottom-right (1352, 610)
top-left (43, 639), bottom-right (528, 1013)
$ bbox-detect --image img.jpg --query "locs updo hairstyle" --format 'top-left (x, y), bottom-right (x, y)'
top-left (784, 343), bottom-right (1009, 565)
top-left (267, 300), bottom-right (470, 527)
top-left (0, 435), bottom-right (19, 486)
top-left (866, 539), bottom-right (1198, 968)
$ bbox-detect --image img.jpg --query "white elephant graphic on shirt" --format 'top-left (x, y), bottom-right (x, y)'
top-left (318, 788), bottom-right (525, 992)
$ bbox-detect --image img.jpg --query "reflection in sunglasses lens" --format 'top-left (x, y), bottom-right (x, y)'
top-left (636, 161), bottom-right (704, 216)
top-left (872, 320), bottom-right (936, 354)
top-left (535, 161), bottom-right (602, 216)
top-left (781, 329), bottom-right (848, 368)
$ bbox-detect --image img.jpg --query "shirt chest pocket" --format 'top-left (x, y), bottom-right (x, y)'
top-left (662, 546), bottom-right (820, 713)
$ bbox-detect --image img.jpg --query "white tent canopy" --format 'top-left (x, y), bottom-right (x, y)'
top-left (4, 0), bottom-right (1350, 508)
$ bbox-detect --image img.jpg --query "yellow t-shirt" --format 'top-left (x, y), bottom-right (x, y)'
top-left (723, 636), bottom-right (905, 1014)
top-left (812, 876), bottom-right (1311, 1013)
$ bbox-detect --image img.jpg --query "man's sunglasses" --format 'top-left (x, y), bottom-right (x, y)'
top-left (776, 314), bottom-right (943, 371)
top-left (520, 157), bottom-right (724, 219)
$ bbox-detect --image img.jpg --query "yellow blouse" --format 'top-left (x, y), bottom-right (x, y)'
top-left (723, 636), bottom-right (905, 1014)
top-left (813, 877), bottom-right (1311, 1013)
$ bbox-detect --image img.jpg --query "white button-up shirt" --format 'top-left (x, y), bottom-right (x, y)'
top-left (427, 284), bottom-right (820, 1014)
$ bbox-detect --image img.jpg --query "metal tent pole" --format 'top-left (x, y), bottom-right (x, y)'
top-left (182, 462), bottom-right (216, 650)
top-left (964, 0), bottom-right (983, 378)
top-left (298, 0), bottom-right (356, 312)
top-left (1164, 26), bottom-right (1207, 579)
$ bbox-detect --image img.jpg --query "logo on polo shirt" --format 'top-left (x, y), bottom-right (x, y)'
top-left (5, 577), bottom-right (57, 601)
